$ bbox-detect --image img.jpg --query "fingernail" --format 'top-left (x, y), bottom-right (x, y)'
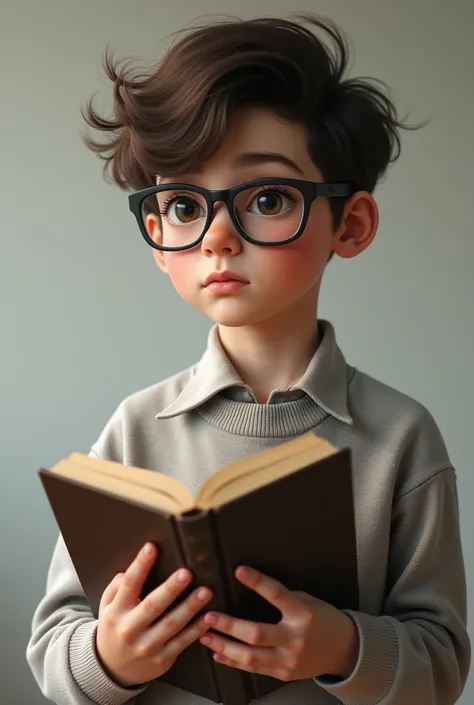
top-left (177, 569), bottom-right (190, 584)
top-left (143, 543), bottom-right (154, 557)
top-left (196, 588), bottom-right (210, 601)
top-left (200, 635), bottom-right (213, 646)
top-left (204, 612), bottom-right (218, 626)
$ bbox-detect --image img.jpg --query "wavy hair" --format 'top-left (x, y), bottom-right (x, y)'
top-left (82, 13), bottom-right (418, 225)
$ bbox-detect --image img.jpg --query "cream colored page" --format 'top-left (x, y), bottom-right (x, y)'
top-left (53, 457), bottom-right (194, 514)
top-left (54, 453), bottom-right (194, 513)
top-left (197, 433), bottom-right (335, 507)
top-left (67, 452), bottom-right (195, 510)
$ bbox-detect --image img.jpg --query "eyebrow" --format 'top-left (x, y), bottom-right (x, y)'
top-left (233, 151), bottom-right (304, 175)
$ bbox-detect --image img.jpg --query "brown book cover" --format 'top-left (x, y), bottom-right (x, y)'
top-left (38, 432), bottom-right (358, 705)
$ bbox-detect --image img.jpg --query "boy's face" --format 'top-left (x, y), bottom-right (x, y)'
top-left (151, 107), bottom-right (377, 329)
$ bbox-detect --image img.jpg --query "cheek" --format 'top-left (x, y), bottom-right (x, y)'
top-left (258, 232), bottom-right (328, 287)
top-left (162, 251), bottom-right (196, 298)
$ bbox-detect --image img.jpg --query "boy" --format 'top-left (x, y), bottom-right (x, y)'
top-left (27, 13), bottom-right (470, 705)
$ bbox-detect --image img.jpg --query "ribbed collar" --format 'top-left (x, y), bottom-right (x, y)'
top-left (155, 320), bottom-right (353, 435)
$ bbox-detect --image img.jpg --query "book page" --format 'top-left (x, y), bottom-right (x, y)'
top-left (196, 433), bottom-right (336, 508)
top-left (54, 455), bottom-right (195, 514)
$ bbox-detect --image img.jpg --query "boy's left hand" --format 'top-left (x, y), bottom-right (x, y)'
top-left (200, 565), bottom-right (359, 682)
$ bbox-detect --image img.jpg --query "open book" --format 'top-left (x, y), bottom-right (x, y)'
top-left (39, 432), bottom-right (358, 705)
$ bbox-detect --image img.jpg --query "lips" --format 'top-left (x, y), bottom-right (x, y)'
top-left (203, 271), bottom-right (248, 287)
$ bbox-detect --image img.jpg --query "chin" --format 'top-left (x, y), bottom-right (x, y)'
top-left (202, 303), bottom-right (279, 329)
top-left (186, 292), bottom-right (291, 328)
top-left (208, 312), bottom-right (255, 328)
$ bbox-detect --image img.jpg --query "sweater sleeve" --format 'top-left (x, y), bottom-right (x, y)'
top-left (26, 532), bottom-right (148, 705)
top-left (315, 467), bottom-right (470, 705)
top-left (26, 406), bottom-right (151, 705)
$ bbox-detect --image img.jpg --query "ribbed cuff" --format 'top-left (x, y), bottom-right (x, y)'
top-left (314, 611), bottom-right (399, 705)
top-left (69, 620), bottom-right (147, 705)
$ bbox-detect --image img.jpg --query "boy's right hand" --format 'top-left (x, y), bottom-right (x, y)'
top-left (96, 542), bottom-right (212, 688)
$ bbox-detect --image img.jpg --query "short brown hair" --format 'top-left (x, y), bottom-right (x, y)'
top-left (82, 13), bottom-right (415, 225)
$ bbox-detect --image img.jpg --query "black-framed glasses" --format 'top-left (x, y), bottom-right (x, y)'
top-left (128, 177), bottom-right (353, 252)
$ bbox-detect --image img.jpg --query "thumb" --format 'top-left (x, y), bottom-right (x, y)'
top-left (100, 572), bottom-right (124, 609)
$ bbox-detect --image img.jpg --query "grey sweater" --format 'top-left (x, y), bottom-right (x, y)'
top-left (27, 321), bottom-right (470, 705)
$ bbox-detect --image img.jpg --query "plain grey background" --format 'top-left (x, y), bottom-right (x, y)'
top-left (1, 0), bottom-right (473, 703)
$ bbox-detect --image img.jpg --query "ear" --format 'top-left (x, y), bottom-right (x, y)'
top-left (152, 248), bottom-right (168, 274)
top-left (146, 214), bottom-right (169, 274)
top-left (332, 191), bottom-right (379, 258)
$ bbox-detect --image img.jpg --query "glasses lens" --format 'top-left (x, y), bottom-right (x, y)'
top-left (233, 184), bottom-right (304, 243)
top-left (141, 189), bottom-right (208, 249)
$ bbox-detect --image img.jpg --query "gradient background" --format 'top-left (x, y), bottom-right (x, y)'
top-left (1, 1), bottom-right (472, 702)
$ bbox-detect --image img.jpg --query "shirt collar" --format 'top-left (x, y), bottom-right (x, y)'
top-left (155, 320), bottom-right (353, 425)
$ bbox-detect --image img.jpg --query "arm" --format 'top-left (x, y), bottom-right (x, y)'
top-left (26, 533), bottom-right (147, 705)
top-left (316, 467), bottom-right (471, 704)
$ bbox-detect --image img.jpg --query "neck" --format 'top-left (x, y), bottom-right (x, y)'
top-left (217, 303), bottom-right (320, 404)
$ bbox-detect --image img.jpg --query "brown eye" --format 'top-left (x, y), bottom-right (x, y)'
top-left (250, 191), bottom-right (291, 216)
top-left (171, 197), bottom-right (203, 224)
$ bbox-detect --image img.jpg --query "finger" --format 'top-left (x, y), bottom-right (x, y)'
top-left (113, 543), bottom-right (159, 610)
top-left (100, 572), bottom-right (124, 609)
top-left (127, 566), bottom-right (194, 633)
top-left (292, 590), bottom-right (314, 604)
top-left (235, 566), bottom-right (300, 617)
top-left (212, 653), bottom-right (286, 680)
top-left (200, 633), bottom-right (278, 669)
top-left (144, 609), bottom-right (211, 663)
top-left (203, 612), bottom-right (284, 647)
top-left (144, 585), bottom-right (212, 643)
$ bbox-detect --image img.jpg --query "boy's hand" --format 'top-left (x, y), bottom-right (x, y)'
top-left (96, 542), bottom-right (212, 688)
top-left (200, 566), bottom-right (358, 682)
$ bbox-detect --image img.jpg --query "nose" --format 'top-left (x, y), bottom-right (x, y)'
top-left (201, 203), bottom-right (242, 257)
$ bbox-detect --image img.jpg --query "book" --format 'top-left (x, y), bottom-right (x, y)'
top-left (38, 432), bottom-right (358, 705)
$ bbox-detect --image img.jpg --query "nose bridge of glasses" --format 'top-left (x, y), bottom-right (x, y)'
top-left (205, 188), bottom-right (238, 226)
top-left (196, 192), bottom-right (242, 247)
top-left (209, 188), bottom-right (231, 203)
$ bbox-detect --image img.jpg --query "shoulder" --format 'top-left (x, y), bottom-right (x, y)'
top-left (348, 366), bottom-right (452, 495)
top-left (89, 363), bottom-right (196, 462)
top-left (348, 366), bottom-right (430, 427)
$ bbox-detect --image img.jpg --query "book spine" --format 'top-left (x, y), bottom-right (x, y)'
top-left (176, 511), bottom-right (253, 705)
